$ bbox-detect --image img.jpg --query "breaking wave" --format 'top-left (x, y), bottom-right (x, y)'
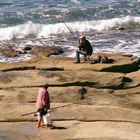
top-left (0, 16), bottom-right (140, 41)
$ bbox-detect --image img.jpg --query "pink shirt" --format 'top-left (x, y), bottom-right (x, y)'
top-left (36, 87), bottom-right (50, 109)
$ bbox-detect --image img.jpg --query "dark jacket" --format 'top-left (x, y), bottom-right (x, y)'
top-left (79, 40), bottom-right (93, 55)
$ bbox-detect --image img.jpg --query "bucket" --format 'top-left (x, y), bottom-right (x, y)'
top-left (43, 113), bottom-right (52, 125)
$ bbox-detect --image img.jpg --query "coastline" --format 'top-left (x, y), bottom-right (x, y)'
top-left (0, 53), bottom-right (140, 140)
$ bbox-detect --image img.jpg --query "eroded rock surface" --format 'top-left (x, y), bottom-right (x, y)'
top-left (0, 53), bottom-right (140, 140)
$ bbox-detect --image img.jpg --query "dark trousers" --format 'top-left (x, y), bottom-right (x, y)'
top-left (76, 50), bottom-right (87, 62)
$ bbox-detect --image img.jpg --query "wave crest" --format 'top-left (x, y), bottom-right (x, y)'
top-left (0, 16), bottom-right (140, 40)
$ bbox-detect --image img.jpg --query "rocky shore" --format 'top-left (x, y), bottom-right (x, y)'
top-left (0, 53), bottom-right (140, 140)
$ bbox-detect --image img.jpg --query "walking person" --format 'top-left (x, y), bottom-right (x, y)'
top-left (36, 83), bottom-right (51, 128)
top-left (75, 35), bottom-right (93, 63)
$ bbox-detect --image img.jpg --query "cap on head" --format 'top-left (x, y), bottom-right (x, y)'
top-left (79, 35), bottom-right (86, 40)
top-left (43, 83), bottom-right (49, 89)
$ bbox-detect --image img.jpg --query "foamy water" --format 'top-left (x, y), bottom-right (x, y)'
top-left (1, 16), bottom-right (140, 41)
top-left (0, 0), bottom-right (140, 62)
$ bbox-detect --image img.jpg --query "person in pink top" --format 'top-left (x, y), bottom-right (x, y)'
top-left (36, 83), bottom-right (50, 128)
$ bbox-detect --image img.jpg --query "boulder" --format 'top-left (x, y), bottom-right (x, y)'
top-left (32, 46), bottom-right (64, 57)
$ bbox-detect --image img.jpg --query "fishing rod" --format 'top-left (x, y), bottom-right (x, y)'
top-left (21, 103), bottom-right (74, 116)
top-left (55, 11), bottom-right (77, 40)
top-left (47, 3), bottom-right (77, 40)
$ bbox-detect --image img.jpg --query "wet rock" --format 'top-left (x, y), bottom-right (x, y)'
top-left (0, 48), bottom-right (17, 57)
top-left (16, 50), bottom-right (26, 54)
top-left (118, 26), bottom-right (125, 30)
top-left (23, 46), bottom-right (32, 51)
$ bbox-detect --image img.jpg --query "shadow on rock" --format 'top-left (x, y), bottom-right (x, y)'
top-left (50, 126), bottom-right (67, 130)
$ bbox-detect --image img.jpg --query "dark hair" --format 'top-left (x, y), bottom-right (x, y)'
top-left (43, 83), bottom-right (49, 89)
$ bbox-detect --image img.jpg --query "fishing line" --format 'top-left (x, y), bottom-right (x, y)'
top-left (46, 3), bottom-right (77, 40)
top-left (54, 10), bottom-right (77, 40)
top-left (46, 2), bottom-right (98, 53)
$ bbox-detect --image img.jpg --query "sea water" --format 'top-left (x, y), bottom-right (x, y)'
top-left (0, 0), bottom-right (140, 62)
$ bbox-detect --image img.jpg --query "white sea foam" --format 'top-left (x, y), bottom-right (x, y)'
top-left (0, 21), bottom-right (42, 40)
top-left (70, 0), bottom-right (81, 4)
top-left (94, 40), bottom-right (140, 57)
top-left (1, 16), bottom-right (140, 41)
top-left (0, 53), bottom-right (32, 63)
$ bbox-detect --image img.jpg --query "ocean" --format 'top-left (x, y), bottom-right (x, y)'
top-left (0, 0), bottom-right (140, 62)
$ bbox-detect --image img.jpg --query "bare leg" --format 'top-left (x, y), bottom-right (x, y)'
top-left (37, 116), bottom-right (43, 128)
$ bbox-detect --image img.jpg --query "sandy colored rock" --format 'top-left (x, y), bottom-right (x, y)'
top-left (0, 54), bottom-right (140, 140)
top-left (1, 121), bottom-right (140, 140)
top-left (32, 46), bottom-right (64, 57)
top-left (0, 48), bottom-right (17, 57)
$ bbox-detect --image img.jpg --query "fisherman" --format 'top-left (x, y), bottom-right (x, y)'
top-left (75, 35), bottom-right (93, 63)
top-left (36, 83), bottom-right (51, 128)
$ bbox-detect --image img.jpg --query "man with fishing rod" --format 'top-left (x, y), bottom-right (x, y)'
top-left (36, 83), bottom-right (51, 128)
top-left (56, 15), bottom-right (93, 63)
top-left (50, 5), bottom-right (93, 63)
top-left (75, 35), bottom-right (93, 63)
top-left (56, 12), bottom-right (93, 63)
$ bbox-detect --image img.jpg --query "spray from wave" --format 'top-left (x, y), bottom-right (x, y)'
top-left (0, 16), bottom-right (140, 41)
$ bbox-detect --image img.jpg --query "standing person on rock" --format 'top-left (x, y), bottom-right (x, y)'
top-left (36, 83), bottom-right (51, 128)
top-left (75, 35), bottom-right (93, 63)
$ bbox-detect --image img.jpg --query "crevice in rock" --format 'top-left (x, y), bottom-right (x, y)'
top-left (28, 100), bottom-right (36, 103)
top-left (2, 67), bottom-right (64, 72)
top-left (51, 82), bottom-right (96, 87)
top-left (1, 119), bottom-right (140, 125)
top-left (77, 119), bottom-right (140, 124)
top-left (122, 76), bottom-right (132, 83)
top-left (0, 82), bottom-right (140, 90)
top-left (36, 67), bottom-right (64, 71)
top-left (2, 66), bottom-right (36, 71)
